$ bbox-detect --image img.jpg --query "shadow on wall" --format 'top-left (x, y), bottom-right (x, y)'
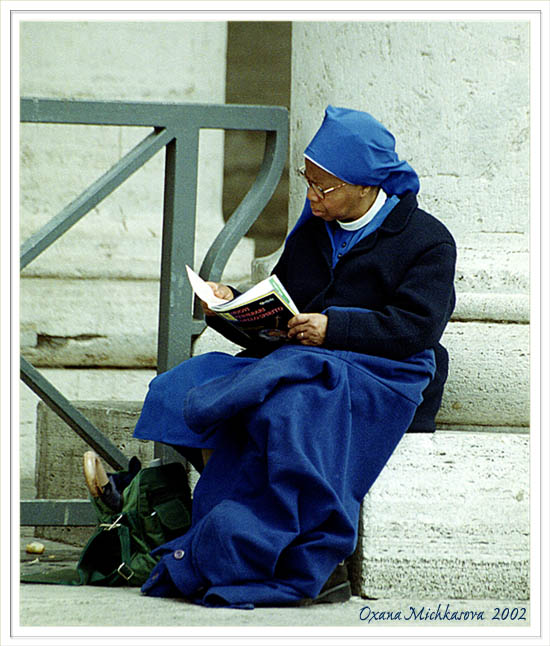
top-left (223, 21), bottom-right (291, 258)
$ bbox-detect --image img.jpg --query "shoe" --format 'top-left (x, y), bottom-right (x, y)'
top-left (83, 451), bottom-right (122, 512)
top-left (286, 562), bottom-right (352, 607)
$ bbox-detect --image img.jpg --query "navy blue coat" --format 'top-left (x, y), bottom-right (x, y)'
top-left (211, 191), bottom-right (456, 431)
top-left (135, 192), bottom-right (456, 606)
top-left (277, 191), bottom-right (456, 430)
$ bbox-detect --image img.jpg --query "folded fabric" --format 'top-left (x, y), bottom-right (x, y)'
top-left (135, 345), bottom-right (435, 606)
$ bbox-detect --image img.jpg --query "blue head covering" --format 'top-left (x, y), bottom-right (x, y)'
top-left (289, 106), bottom-right (419, 237)
top-left (305, 106), bottom-right (419, 195)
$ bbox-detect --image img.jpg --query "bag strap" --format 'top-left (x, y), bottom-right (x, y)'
top-left (105, 516), bottom-right (136, 583)
top-left (77, 514), bottom-right (136, 585)
top-left (116, 523), bottom-right (135, 582)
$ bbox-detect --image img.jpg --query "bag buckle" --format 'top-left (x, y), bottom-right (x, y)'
top-left (117, 562), bottom-right (135, 581)
top-left (99, 514), bottom-right (123, 531)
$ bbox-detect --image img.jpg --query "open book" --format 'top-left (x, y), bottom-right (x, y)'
top-left (186, 265), bottom-right (300, 344)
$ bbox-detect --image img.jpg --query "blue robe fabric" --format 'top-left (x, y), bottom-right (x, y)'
top-left (133, 345), bottom-right (435, 607)
top-left (132, 105), bottom-right (443, 607)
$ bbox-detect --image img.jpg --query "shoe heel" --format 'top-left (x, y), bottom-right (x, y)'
top-left (314, 581), bottom-right (351, 604)
top-left (296, 581), bottom-right (352, 607)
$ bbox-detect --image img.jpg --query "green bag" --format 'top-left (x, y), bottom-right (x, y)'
top-left (21, 461), bottom-right (192, 587)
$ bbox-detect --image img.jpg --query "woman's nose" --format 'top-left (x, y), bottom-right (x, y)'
top-left (307, 185), bottom-right (320, 202)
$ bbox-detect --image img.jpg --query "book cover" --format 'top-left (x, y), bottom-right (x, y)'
top-left (186, 265), bottom-right (300, 344)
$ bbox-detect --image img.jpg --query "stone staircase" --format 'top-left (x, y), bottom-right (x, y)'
top-left (26, 236), bottom-right (530, 601)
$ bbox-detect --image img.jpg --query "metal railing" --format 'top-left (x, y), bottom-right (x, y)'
top-left (20, 98), bottom-right (288, 525)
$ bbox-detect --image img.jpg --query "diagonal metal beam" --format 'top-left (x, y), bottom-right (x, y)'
top-left (199, 127), bottom-right (288, 283)
top-left (20, 357), bottom-right (129, 471)
top-left (20, 127), bottom-right (173, 269)
top-left (19, 98), bottom-right (289, 524)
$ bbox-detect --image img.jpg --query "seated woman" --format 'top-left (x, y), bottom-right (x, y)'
top-left (85, 106), bottom-right (456, 608)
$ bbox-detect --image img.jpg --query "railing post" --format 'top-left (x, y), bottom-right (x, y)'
top-left (19, 98), bottom-right (289, 522)
top-left (157, 129), bottom-right (199, 374)
top-left (155, 130), bottom-right (200, 465)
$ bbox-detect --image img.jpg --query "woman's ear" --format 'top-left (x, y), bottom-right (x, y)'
top-left (360, 185), bottom-right (378, 199)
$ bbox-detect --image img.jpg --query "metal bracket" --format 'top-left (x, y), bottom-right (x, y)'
top-left (20, 98), bottom-right (288, 526)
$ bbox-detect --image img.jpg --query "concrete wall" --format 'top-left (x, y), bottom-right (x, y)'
top-left (290, 21), bottom-right (530, 598)
top-left (224, 21), bottom-right (291, 258)
top-left (290, 21), bottom-right (530, 430)
top-left (290, 21), bottom-right (529, 243)
top-left (20, 22), bottom-right (239, 279)
top-left (19, 21), bottom-right (231, 494)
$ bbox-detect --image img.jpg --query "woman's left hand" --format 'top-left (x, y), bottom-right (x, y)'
top-left (287, 313), bottom-right (328, 346)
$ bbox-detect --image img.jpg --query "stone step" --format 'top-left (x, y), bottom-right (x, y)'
top-left (186, 320), bottom-right (531, 430)
top-left (20, 277), bottom-right (530, 360)
top-left (20, 229), bottom-right (530, 367)
top-left (31, 401), bottom-right (529, 600)
top-left (20, 279), bottom-right (530, 429)
top-left (33, 401), bottom-right (152, 547)
top-left (252, 232), bottom-right (529, 294)
top-left (19, 311), bottom-right (530, 427)
top-left (350, 431), bottom-right (529, 600)
top-left (19, 369), bottom-right (156, 499)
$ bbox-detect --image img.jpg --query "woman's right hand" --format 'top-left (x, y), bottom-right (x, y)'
top-left (200, 282), bottom-right (234, 316)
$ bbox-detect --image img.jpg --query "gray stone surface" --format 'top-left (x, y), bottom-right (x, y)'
top-left (17, 585), bottom-right (531, 631)
top-left (352, 432), bottom-right (529, 600)
top-left (19, 368), bottom-right (156, 498)
top-left (454, 235), bottom-right (529, 294)
top-left (34, 401), bottom-right (152, 546)
top-left (32, 401), bottom-right (529, 600)
top-left (191, 325), bottom-right (243, 357)
top-left (21, 309), bottom-right (530, 428)
top-left (452, 293), bottom-right (529, 323)
top-left (438, 322), bottom-right (529, 427)
top-left (17, 531), bottom-right (532, 630)
top-left (19, 22), bottom-right (250, 282)
top-left (20, 277), bottom-right (160, 368)
top-left (290, 23), bottom-right (529, 244)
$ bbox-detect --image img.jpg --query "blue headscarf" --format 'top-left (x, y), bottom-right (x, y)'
top-left (289, 106), bottom-right (419, 237)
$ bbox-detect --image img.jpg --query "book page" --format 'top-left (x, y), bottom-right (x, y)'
top-left (186, 264), bottom-right (299, 315)
top-left (185, 265), bottom-right (229, 307)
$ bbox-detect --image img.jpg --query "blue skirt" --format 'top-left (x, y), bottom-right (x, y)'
top-left (133, 344), bottom-right (435, 607)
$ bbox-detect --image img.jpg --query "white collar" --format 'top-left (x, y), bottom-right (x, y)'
top-left (337, 189), bottom-right (387, 231)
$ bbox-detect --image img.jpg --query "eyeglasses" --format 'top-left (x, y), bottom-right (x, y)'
top-left (298, 166), bottom-right (348, 200)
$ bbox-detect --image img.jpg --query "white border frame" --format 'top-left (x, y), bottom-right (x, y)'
top-left (2, 3), bottom-right (548, 644)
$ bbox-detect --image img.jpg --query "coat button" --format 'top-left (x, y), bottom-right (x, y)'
top-left (173, 549), bottom-right (185, 560)
top-left (337, 253), bottom-right (343, 258)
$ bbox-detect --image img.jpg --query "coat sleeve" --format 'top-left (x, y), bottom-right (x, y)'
top-left (323, 242), bottom-right (456, 359)
top-left (271, 243), bottom-right (291, 286)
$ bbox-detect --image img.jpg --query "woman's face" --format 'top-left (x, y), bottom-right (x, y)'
top-left (304, 159), bottom-right (377, 223)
